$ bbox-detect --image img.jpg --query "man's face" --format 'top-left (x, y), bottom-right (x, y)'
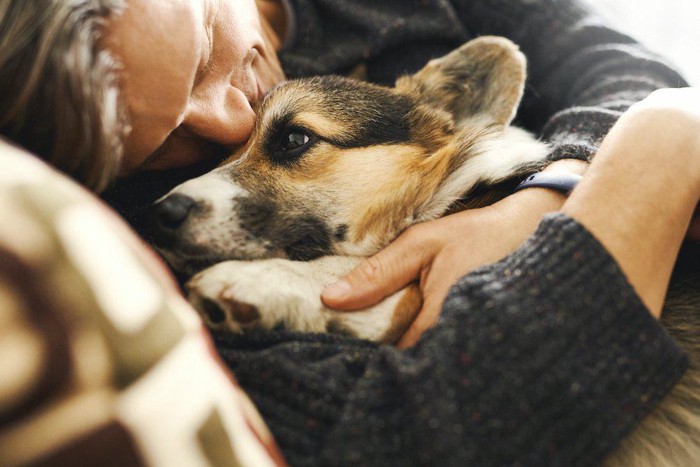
top-left (103, 0), bottom-right (285, 175)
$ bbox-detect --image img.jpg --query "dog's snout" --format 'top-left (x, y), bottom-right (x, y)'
top-left (153, 194), bottom-right (195, 231)
top-left (148, 194), bottom-right (196, 247)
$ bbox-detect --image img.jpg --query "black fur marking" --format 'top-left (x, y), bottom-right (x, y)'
top-left (235, 195), bottom-right (332, 261)
top-left (201, 298), bottom-right (226, 324)
top-left (315, 77), bottom-right (415, 148)
top-left (334, 224), bottom-right (348, 242)
top-left (284, 215), bottom-right (333, 261)
top-left (326, 318), bottom-right (357, 337)
top-left (268, 77), bottom-right (416, 157)
top-left (235, 195), bottom-right (277, 238)
top-left (449, 161), bottom-right (546, 212)
top-left (263, 111), bottom-right (295, 156)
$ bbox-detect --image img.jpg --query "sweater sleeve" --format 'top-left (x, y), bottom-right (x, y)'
top-left (451, 0), bottom-right (688, 162)
top-left (215, 214), bottom-right (687, 467)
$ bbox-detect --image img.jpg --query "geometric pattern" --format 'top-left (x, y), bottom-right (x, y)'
top-left (0, 139), bottom-right (287, 466)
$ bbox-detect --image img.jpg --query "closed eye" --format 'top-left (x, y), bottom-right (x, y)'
top-left (271, 127), bottom-right (318, 165)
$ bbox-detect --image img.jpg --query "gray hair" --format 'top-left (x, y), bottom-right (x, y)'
top-left (0, 0), bottom-right (127, 192)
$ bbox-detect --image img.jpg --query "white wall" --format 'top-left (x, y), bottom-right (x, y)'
top-left (585, 0), bottom-right (700, 85)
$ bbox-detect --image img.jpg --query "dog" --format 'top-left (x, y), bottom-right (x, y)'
top-left (149, 37), bottom-right (700, 465)
top-left (149, 36), bottom-right (549, 340)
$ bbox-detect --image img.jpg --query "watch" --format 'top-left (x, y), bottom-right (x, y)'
top-left (514, 171), bottom-right (583, 194)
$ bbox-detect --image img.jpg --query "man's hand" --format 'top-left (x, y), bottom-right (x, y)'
top-left (322, 161), bottom-right (586, 348)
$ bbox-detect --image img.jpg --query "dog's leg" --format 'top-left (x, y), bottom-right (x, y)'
top-left (186, 256), bottom-right (421, 343)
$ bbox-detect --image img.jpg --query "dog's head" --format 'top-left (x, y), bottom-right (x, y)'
top-left (149, 36), bottom-right (547, 275)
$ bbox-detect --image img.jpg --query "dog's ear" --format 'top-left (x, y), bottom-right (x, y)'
top-left (395, 36), bottom-right (526, 127)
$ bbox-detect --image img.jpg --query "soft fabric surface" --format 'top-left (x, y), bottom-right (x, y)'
top-left (0, 139), bottom-right (286, 467)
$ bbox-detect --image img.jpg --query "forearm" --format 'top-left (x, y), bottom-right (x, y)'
top-left (499, 96), bottom-right (700, 317)
top-left (561, 102), bottom-right (700, 315)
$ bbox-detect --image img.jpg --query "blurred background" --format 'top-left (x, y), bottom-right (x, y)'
top-left (586, 0), bottom-right (699, 85)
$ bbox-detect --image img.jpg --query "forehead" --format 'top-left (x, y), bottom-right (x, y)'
top-left (102, 0), bottom-right (205, 169)
top-left (258, 77), bottom-right (416, 148)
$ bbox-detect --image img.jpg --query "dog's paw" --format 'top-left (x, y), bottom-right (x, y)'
top-left (186, 256), bottom-right (422, 343)
top-left (193, 287), bottom-right (262, 330)
top-left (186, 259), bottom-right (328, 334)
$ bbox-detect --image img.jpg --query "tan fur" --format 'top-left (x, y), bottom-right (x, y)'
top-left (406, 104), bottom-right (456, 151)
top-left (379, 284), bottom-right (423, 344)
top-left (345, 144), bottom-right (451, 242)
top-left (395, 36), bottom-right (526, 127)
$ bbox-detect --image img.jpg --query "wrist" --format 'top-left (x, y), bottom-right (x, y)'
top-left (543, 158), bottom-right (588, 176)
top-left (495, 184), bottom-right (566, 234)
top-left (503, 159), bottom-right (587, 218)
top-left (510, 186), bottom-right (567, 215)
top-left (490, 160), bottom-right (588, 239)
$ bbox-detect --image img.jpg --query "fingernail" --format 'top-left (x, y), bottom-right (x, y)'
top-left (322, 280), bottom-right (352, 301)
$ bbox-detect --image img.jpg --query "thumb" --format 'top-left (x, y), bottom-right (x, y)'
top-left (322, 235), bottom-right (430, 310)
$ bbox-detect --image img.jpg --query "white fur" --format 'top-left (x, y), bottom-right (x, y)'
top-left (162, 171), bottom-right (245, 214)
top-left (187, 256), bottom-right (411, 342)
top-left (419, 126), bottom-right (549, 222)
top-left (158, 169), bottom-right (277, 271)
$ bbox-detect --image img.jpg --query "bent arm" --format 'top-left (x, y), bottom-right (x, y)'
top-left (562, 88), bottom-right (700, 315)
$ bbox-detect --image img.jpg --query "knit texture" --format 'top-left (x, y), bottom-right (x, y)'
top-left (216, 214), bottom-right (687, 466)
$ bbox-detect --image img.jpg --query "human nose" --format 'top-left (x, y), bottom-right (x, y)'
top-left (183, 87), bottom-right (257, 146)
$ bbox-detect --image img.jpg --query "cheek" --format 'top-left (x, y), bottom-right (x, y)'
top-left (106, 0), bottom-right (204, 172)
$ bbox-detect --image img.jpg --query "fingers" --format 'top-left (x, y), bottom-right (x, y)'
top-left (321, 230), bottom-right (433, 310)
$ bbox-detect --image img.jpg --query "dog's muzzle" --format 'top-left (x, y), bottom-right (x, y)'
top-left (144, 173), bottom-right (284, 275)
top-left (149, 193), bottom-right (196, 246)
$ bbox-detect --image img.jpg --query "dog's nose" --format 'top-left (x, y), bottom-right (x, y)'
top-left (152, 194), bottom-right (195, 231)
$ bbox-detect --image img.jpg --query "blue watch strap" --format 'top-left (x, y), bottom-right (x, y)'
top-left (514, 172), bottom-right (583, 194)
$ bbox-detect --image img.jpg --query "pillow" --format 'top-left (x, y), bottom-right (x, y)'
top-left (0, 140), bottom-right (286, 467)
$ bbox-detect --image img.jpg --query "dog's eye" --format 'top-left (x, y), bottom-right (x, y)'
top-left (282, 131), bottom-right (310, 151)
top-left (271, 128), bottom-right (317, 165)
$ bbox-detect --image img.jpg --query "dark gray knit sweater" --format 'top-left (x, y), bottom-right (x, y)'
top-left (212, 1), bottom-right (690, 466)
top-left (217, 215), bottom-right (686, 466)
top-left (105, 1), bottom-right (689, 465)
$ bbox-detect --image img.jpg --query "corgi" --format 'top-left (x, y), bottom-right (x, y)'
top-left (150, 36), bottom-right (549, 339)
top-left (148, 37), bottom-right (700, 466)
